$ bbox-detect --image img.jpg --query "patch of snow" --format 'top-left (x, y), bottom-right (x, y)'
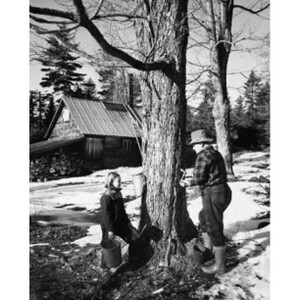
top-left (72, 225), bottom-right (102, 247)
top-left (30, 150), bottom-right (270, 300)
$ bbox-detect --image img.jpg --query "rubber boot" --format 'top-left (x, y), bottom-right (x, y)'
top-left (201, 246), bottom-right (226, 275)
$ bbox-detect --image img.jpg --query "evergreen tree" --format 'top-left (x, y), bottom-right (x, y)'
top-left (97, 67), bottom-right (115, 102)
top-left (82, 77), bottom-right (97, 100)
top-left (72, 83), bottom-right (85, 99)
top-left (29, 90), bottom-right (48, 143)
top-left (256, 81), bottom-right (270, 146)
top-left (37, 91), bottom-right (46, 121)
top-left (44, 94), bottom-right (56, 127)
top-left (232, 72), bottom-right (270, 150)
top-left (38, 26), bottom-right (85, 96)
top-left (243, 70), bottom-right (262, 126)
top-left (232, 95), bottom-right (246, 127)
top-left (29, 90), bottom-right (37, 125)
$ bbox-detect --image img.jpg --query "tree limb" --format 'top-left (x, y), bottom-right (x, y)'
top-left (73, 0), bottom-right (171, 72)
top-left (30, 15), bottom-right (73, 25)
top-left (30, 23), bottom-right (80, 35)
top-left (233, 4), bottom-right (270, 15)
top-left (30, 0), bottom-right (173, 73)
top-left (30, 6), bottom-right (78, 22)
top-left (93, 13), bottom-right (147, 21)
top-left (90, 0), bottom-right (105, 20)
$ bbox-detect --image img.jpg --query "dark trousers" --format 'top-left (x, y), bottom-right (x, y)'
top-left (198, 183), bottom-right (232, 247)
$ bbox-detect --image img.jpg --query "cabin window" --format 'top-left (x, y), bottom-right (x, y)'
top-left (122, 139), bottom-right (132, 151)
top-left (62, 108), bottom-right (70, 122)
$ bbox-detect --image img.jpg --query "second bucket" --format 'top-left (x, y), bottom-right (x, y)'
top-left (101, 239), bottom-right (122, 268)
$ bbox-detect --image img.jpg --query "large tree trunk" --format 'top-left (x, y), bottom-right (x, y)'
top-left (211, 68), bottom-right (234, 177)
top-left (135, 0), bottom-right (197, 256)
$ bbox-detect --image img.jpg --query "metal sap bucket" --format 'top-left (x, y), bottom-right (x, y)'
top-left (101, 239), bottom-right (122, 268)
top-left (132, 173), bottom-right (143, 197)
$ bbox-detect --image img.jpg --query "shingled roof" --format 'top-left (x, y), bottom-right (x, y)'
top-left (45, 97), bottom-right (142, 139)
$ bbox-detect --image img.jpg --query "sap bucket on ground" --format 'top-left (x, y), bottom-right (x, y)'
top-left (101, 239), bottom-right (122, 268)
top-left (132, 173), bottom-right (143, 197)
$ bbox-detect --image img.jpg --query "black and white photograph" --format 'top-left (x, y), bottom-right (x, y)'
top-left (7, 1), bottom-right (300, 299)
top-left (27, 1), bottom-right (272, 299)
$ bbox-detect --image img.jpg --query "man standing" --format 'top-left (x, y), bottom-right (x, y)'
top-left (181, 129), bottom-right (232, 275)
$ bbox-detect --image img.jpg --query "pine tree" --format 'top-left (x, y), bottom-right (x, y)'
top-left (256, 81), bottom-right (270, 146)
top-left (232, 95), bottom-right (246, 127)
top-left (72, 84), bottom-right (85, 98)
top-left (233, 72), bottom-right (270, 150)
top-left (82, 77), bottom-right (97, 100)
top-left (97, 67), bottom-right (115, 102)
top-left (44, 94), bottom-right (56, 127)
top-left (38, 26), bottom-right (85, 96)
top-left (243, 70), bottom-right (262, 126)
top-left (30, 90), bottom-right (37, 125)
top-left (29, 90), bottom-right (48, 143)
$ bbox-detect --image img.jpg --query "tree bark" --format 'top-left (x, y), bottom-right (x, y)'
top-left (135, 0), bottom-right (198, 251)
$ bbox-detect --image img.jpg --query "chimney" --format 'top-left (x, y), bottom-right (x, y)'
top-left (128, 73), bottom-right (134, 107)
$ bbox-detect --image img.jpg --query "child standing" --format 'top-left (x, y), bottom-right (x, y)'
top-left (100, 172), bottom-right (140, 258)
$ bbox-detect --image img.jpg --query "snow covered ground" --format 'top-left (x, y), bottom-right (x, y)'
top-left (30, 151), bottom-right (270, 299)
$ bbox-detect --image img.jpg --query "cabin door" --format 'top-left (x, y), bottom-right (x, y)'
top-left (85, 137), bottom-right (104, 164)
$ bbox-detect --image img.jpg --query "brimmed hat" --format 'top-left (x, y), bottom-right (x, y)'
top-left (189, 129), bottom-right (214, 145)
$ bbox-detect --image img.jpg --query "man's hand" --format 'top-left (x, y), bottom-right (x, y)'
top-left (108, 231), bottom-right (115, 240)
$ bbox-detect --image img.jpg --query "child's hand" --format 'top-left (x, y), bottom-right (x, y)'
top-left (108, 231), bottom-right (115, 239)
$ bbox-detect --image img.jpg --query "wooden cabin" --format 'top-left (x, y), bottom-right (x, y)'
top-left (30, 97), bottom-right (142, 172)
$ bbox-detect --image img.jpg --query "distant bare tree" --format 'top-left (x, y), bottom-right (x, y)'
top-left (188, 0), bottom-right (270, 176)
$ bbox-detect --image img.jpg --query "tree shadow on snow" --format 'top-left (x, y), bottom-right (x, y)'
top-left (225, 218), bottom-right (270, 272)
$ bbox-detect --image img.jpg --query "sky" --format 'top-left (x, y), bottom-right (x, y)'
top-left (29, 0), bottom-right (270, 107)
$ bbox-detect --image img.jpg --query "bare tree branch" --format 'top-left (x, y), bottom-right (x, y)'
top-left (93, 13), bottom-right (146, 21)
top-left (90, 0), bottom-right (105, 19)
top-left (191, 13), bottom-right (210, 32)
top-left (186, 68), bottom-right (210, 85)
top-left (30, 5), bottom-right (78, 22)
top-left (233, 3), bottom-right (270, 15)
top-left (30, 15), bottom-right (73, 25)
top-left (72, 0), bottom-right (171, 72)
top-left (30, 0), bottom-right (173, 73)
top-left (30, 23), bottom-right (80, 35)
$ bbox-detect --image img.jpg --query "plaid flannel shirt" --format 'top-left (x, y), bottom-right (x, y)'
top-left (191, 145), bottom-right (227, 189)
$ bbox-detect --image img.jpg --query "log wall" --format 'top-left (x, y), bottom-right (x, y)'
top-left (50, 107), bottom-right (81, 139)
